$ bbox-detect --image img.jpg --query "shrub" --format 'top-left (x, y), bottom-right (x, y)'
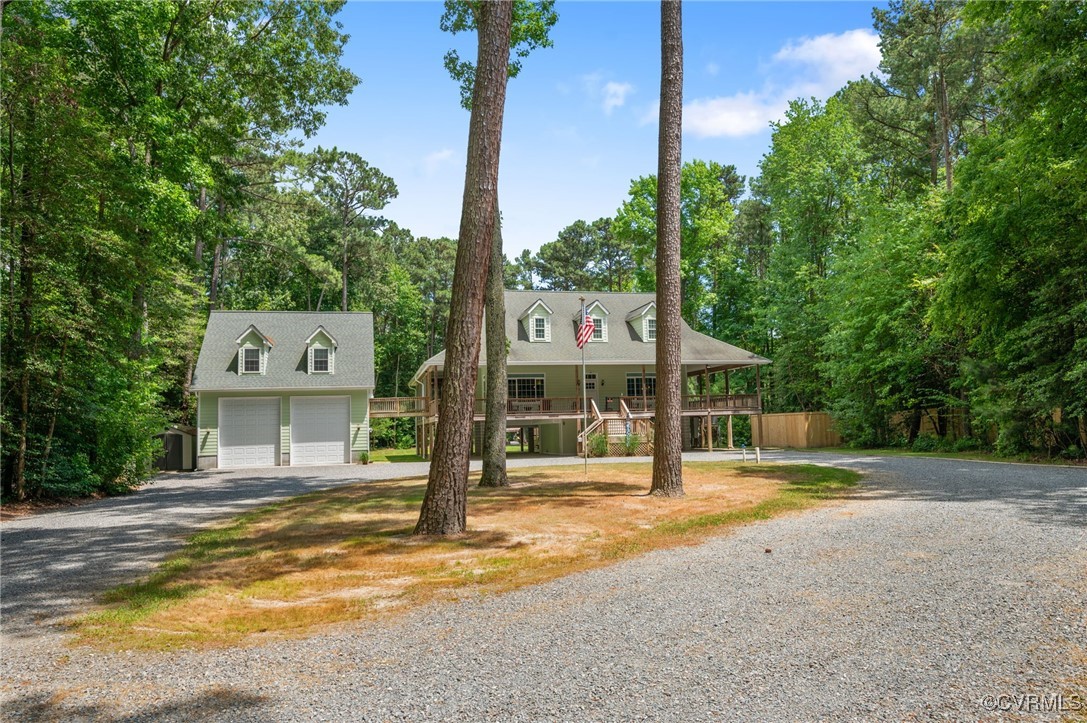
top-left (622, 433), bottom-right (641, 456)
top-left (587, 432), bottom-right (608, 458)
top-left (358, 451), bottom-right (370, 464)
top-left (951, 436), bottom-right (983, 452)
top-left (911, 435), bottom-right (939, 452)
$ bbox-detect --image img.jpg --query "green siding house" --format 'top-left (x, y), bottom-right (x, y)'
top-left (191, 311), bottom-right (374, 469)
top-left (411, 290), bottom-right (770, 457)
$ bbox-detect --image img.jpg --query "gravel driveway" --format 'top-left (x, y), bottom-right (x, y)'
top-left (2, 452), bottom-right (1085, 721)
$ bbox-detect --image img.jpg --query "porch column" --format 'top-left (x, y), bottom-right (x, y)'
top-left (755, 365), bottom-right (765, 447)
top-left (727, 416), bottom-right (734, 449)
top-left (707, 412), bottom-right (713, 452)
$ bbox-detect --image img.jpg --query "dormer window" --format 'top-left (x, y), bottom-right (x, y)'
top-left (242, 347), bottom-right (261, 373)
top-left (625, 301), bottom-right (656, 343)
top-left (306, 326), bottom-right (337, 374)
top-left (580, 300), bottom-right (609, 342)
top-left (591, 317), bottom-right (604, 341)
top-left (519, 298), bottom-right (553, 343)
top-left (236, 324), bottom-right (272, 375)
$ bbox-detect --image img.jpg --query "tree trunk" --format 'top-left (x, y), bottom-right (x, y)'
top-left (651, 0), bottom-right (684, 498)
top-left (415, 1), bottom-right (512, 535)
top-left (480, 206), bottom-right (509, 488)
top-left (341, 225), bottom-right (349, 312)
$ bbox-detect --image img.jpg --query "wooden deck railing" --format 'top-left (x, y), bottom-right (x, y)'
top-left (473, 396), bottom-right (586, 417)
top-left (621, 394), bottom-right (761, 415)
top-left (683, 393), bottom-right (760, 412)
top-left (369, 396), bottom-right (431, 417)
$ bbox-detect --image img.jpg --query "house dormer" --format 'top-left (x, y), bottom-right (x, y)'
top-left (575, 300), bottom-right (610, 342)
top-left (236, 324), bottom-right (273, 375)
top-left (625, 301), bottom-right (657, 342)
top-left (519, 298), bottom-right (553, 342)
top-left (305, 326), bottom-right (337, 374)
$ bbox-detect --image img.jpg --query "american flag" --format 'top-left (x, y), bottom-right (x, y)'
top-left (576, 303), bottom-right (595, 349)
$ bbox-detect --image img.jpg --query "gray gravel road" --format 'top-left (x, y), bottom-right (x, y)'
top-left (2, 452), bottom-right (1085, 721)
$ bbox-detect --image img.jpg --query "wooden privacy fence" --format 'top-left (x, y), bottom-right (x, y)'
top-left (751, 412), bottom-right (843, 448)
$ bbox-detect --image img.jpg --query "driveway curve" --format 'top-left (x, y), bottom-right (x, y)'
top-left (2, 452), bottom-right (1085, 721)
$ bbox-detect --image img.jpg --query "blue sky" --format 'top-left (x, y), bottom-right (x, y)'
top-left (311, 1), bottom-right (885, 256)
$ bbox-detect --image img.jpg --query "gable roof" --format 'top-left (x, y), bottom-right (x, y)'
top-left (192, 311), bottom-right (374, 391)
top-left (517, 298), bottom-right (553, 319)
top-left (305, 325), bottom-right (338, 346)
top-left (625, 300), bottom-right (656, 321)
top-left (235, 324), bottom-right (274, 346)
top-left (574, 299), bottom-right (610, 319)
top-left (413, 290), bottom-right (769, 382)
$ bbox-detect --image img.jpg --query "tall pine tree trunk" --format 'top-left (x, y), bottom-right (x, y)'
top-left (480, 206), bottom-right (509, 488)
top-left (415, 1), bottom-right (512, 534)
top-left (651, 0), bottom-right (685, 498)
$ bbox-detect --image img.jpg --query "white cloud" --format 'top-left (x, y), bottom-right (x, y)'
top-left (686, 92), bottom-right (790, 138)
top-left (773, 28), bottom-right (882, 92)
top-left (706, 62), bottom-right (720, 77)
top-left (422, 148), bottom-right (455, 176)
top-left (602, 81), bottom-right (634, 114)
top-left (683, 28), bottom-right (881, 139)
top-left (581, 72), bottom-right (636, 115)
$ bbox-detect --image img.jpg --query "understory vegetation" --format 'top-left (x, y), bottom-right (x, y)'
top-left (75, 462), bottom-right (859, 649)
top-left (3, 1), bottom-right (1084, 498)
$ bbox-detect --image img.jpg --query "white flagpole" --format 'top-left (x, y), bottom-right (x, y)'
top-left (581, 296), bottom-right (588, 481)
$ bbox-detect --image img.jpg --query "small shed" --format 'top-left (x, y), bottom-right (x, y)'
top-left (155, 424), bottom-right (196, 471)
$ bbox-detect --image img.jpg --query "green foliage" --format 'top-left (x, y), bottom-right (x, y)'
top-left (440, 0), bottom-right (559, 110)
top-left (622, 434), bottom-right (642, 457)
top-left (587, 433), bottom-right (608, 458)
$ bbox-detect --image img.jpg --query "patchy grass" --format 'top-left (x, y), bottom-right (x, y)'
top-left (367, 448), bottom-right (425, 464)
top-left (75, 462), bottom-right (858, 651)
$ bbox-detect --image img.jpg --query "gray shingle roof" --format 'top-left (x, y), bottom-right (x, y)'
top-left (192, 311), bottom-right (374, 391)
top-left (413, 290), bottom-right (769, 382)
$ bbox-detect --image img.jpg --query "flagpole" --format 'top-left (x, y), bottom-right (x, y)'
top-left (581, 295), bottom-right (588, 481)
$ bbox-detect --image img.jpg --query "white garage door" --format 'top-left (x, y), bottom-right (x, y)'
top-left (219, 398), bottom-right (280, 468)
top-left (291, 396), bottom-right (350, 466)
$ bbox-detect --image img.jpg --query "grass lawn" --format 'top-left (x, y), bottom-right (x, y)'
top-left (77, 462), bottom-right (858, 651)
top-left (367, 448), bottom-right (424, 464)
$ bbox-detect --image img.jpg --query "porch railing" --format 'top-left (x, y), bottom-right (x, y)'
top-left (620, 394), bottom-right (762, 414)
top-left (369, 396), bottom-right (432, 417)
top-left (472, 396), bottom-right (586, 417)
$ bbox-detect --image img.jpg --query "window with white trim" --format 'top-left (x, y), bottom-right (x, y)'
top-left (241, 347), bottom-right (261, 374)
top-left (591, 317), bottom-right (604, 341)
top-left (508, 375), bottom-right (545, 399)
top-left (626, 373), bottom-right (656, 397)
top-left (646, 317), bottom-right (657, 341)
top-left (311, 347), bottom-right (330, 373)
top-left (533, 316), bottom-right (547, 341)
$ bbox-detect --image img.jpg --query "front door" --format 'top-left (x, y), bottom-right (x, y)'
top-left (584, 373), bottom-right (600, 409)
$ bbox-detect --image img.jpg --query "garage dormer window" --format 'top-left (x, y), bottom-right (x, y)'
top-left (534, 317), bottom-right (547, 341)
top-left (646, 317), bottom-right (656, 341)
top-left (242, 347), bottom-right (261, 373)
top-left (235, 324), bottom-right (273, 375)
top-left (306, 326), bottom-right (337, 374)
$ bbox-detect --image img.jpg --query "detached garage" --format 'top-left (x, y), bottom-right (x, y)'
top-left (192, 312), bottom-right (374, 470)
